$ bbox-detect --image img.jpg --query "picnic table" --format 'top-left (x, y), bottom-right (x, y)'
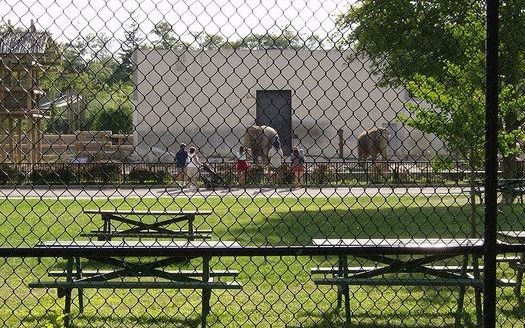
top-left (311, 238), bottom-right (484, 326)
top-left (29, 240), bottom-right (242, 328)
top-left (496, 231), bottom-right (525, 297)
top-left (473, 178), bottom-right (525, 203)
top-left (82, 209), bottom-right (213, 241)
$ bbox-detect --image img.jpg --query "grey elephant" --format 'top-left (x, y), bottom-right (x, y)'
top-left (243, 125), bottom-right (278, 163)
top-left (357, 127), bottom-right (389, 161)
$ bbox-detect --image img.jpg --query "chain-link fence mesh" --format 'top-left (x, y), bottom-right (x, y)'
top-left (0, 0), bottom-right (523, 327)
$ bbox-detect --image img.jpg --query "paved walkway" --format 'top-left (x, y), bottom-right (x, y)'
top-left (0, 185), bottom-right (471, 200)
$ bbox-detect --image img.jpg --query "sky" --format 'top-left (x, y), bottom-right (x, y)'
top-left (2, 0), bottom-right (351, 44)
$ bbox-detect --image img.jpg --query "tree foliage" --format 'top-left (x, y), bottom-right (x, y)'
top-left (338, 0), bottom-right (525, 162)
top-left (151, 21), bottom-right (189, 50)
top-left (230, 27), bottom-right (324, 50)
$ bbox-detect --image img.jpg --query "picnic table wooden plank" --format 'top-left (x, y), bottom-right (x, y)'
top-left (83, 209), bottom-right (213, 216)
top-left (314, 277), bottom-right (483, 287)
top-left (36, 240), bottom-right (242, 249)
top-left (312, 238), bottom-right (484, 248)
top-left (81, 232), bottom-right (213, 239)
top-left (497, 231), bottom-right (525, 244)
top-left (48, 269), bottom-right (239, 278)
top-left (311, 265), bottom-right (484, 275)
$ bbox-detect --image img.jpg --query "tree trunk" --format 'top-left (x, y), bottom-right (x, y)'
top-left (468, 168), bottom-right (478, 238)
top-left (501, 110), bottom-right (520, 203)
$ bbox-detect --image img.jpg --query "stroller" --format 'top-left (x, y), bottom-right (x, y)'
top-left (200, 163), bottom-right (227, 189)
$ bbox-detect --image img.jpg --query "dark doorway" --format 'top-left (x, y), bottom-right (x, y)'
top-left (256, 90), bottom-right (292, 156)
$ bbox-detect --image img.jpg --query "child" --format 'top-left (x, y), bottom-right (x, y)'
top-left (291, 147), bottom-right (305, 186)
top-left (236, 145), bottom-right (249, 186)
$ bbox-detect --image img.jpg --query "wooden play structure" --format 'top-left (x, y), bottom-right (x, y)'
top-left (0, 21), bottom-right (58, 163)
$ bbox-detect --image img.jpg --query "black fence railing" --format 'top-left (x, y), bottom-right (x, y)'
top-left (0, 160), bottom-right (514, 187)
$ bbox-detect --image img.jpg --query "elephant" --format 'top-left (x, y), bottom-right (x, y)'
top-left (243, 125), bottom-right (278, 163)
top-left (357, 127), bottom-right (389, 161)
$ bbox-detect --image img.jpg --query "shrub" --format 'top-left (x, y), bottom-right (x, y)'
top-left (310, 163), bottom-right (335, 186)
top-left (275, 164), bottom-right (294, 185)
top-left (30, 167), bottom-right (75, 185)
top-left (216, 163), bottom-right (236, 186)
top-left (53, 168), bottom-right (76, 184)
top-left (369, 162), bottom-right (390, 183)
top-left (84, 163), bottom-right (121, 184)
top-left (91, 104), bottom-right (132, 134)
top-left (30, 170), bottom-right (48, 185)
top-left (431, 154), bottom-right (454, 173)
top-left (127, 168), bottom-right (168, 184)
top-left (246, 164), bottom-right (265, 185)
top-left (0, 166), bottom-right (24, 185)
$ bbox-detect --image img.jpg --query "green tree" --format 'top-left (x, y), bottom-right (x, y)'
top-left (89, 83), bottom-right (133, 133)
top-left (151, 21), bottom-right (188, 50)
top-left (398, 17), bottom-right (486, 234)
top-left (192, 31), bottom-right (228, 49)
top-left (110, 16), bottom-right (146, 83)
top-left (337, 0), bottom-right (525, 202)
top-left (400, 16), bottom-right (525, 233)
top-left (231, 27), bottom-right (323, 50)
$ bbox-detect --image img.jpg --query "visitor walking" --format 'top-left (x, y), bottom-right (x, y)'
top-left (175, 143), bottom-right (189, 186)
top-left (186, 147), bottom-right (202, 190)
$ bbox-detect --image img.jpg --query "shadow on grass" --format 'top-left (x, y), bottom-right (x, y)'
top-left (288, 286), bottom-right (481, 328)
top-left (23, 312), bottom-right (202, 328)
top-left (498, 291), bottom-right (525, 320)
top-left (288, 307), bottom-right (474, 328)
top-left (224, 202), bottom-right (485, 246)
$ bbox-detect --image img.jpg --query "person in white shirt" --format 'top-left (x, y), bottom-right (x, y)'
top-left (186, 147), bottom-right (202, 190)
top-left (268, 135), bottom-right (284, 184)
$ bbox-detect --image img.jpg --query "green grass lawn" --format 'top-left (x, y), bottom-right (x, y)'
top-left (0, 194), bottom-right (523, 327)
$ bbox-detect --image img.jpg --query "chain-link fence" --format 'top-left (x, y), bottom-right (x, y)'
top-left (0, 0), bottom-right (522, 327)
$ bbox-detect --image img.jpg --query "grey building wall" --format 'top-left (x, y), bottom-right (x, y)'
top-left (132, 49), bottom-right (442, 162)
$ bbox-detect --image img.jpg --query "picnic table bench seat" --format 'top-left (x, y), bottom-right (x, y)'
top-left (81, 229), bottom-right (213, 240)
top-left (48, 269), bottom-right (239, 278)
top-left (311, 265), bottom-right (484, 275)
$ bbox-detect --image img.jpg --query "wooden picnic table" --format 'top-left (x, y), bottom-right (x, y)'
top-left (496, 231), bottom-right (525, 297)
top-left (82, 209), bottom-right (213, 241)
top-left (29, 240), bottom-right (242, 328)
top-left (311, 238), bottom-right (484, 326)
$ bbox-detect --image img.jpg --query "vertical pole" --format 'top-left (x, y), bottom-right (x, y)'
top-left (15, 118), bottom-right (21, 163)
top-left (0, 64), bottom-right (4, 163)
top-left (7, 117), bottom-right (13, 162)
top-left (0, 116), bottom-right (5, 163)
top-left (37, 118), bottom-right (43, 162)
top-left (28, 118), bottom-right (35, 163)
top-left (201, 256), bottom-right (211, 328)
top-left (337, 129), bottom-right (344, 159)
top-left (484, 0), bottom-right (499, 327)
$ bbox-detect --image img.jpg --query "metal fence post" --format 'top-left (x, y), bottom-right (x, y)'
top-left (484, 0), bottom-right (500, 327)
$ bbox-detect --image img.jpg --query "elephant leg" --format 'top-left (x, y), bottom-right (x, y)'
top-left (380, 148), bottom-right (388, 160)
